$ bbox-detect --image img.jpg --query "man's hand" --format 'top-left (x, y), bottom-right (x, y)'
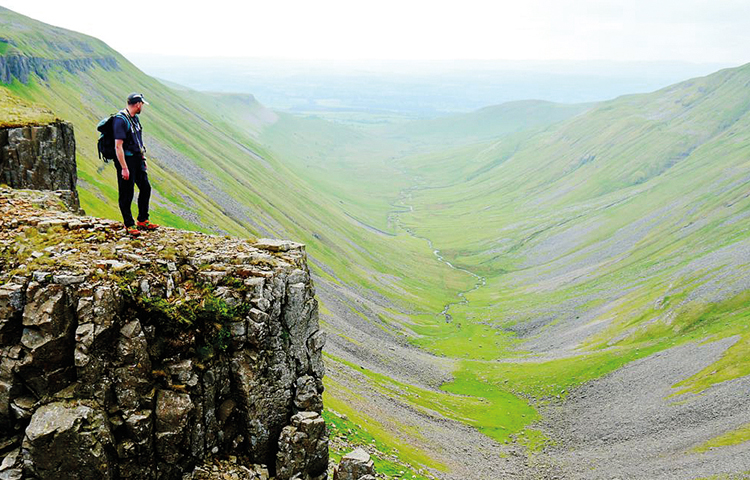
top-left (115, 139), bottom-right (129, 180)
top-left (143, 159), bottom-right (147, 171)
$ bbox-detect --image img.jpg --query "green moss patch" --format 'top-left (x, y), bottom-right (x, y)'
top-left (693, 423), bottom-right (750, 454)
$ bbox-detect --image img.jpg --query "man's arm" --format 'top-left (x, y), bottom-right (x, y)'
top-left (115, 139), bottom-right (129, 180)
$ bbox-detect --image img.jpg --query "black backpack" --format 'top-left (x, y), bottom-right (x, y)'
top-left (96, 111), bottom-right (130, 162)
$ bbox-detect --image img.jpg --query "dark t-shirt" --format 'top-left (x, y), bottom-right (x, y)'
top-left (113, 111), bottom-right (144, 156)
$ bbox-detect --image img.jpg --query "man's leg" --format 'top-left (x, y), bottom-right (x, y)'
top-left (115, 161), bottom-right (135, 226)
top-left (133, 156), bottom-right (151, 223)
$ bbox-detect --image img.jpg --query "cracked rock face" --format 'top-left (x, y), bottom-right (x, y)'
top-left (22, 401), bottom-right (116, 480)
top-left (276, 411), bottom-right (329, 480)
top-left (0, 188), bottom-right (327, 479)
top-left (0, 54), bottom-right (119, 84)
top-left (0, 122), bottom-right (79, 212)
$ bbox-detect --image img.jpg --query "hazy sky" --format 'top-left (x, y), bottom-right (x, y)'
top-left (3, 0), bottom-right (750, 63)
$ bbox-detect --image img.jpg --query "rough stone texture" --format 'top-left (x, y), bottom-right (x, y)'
top-left (332, 448), bottom-right (375, 480)
top-left (22, 401), bottom-right (116, 480)
top-left (0, 122), bottom-right (79, 211)
top-left (276, 412), bottom-right (328, 480)
top-left (0, 54), bottom-right (119, 84)
top-left (189, 458), bottom-right (271, 480)
top-left (0, 447), bottom-right (23, 480)
top-left (0, 187), bottom-right (327, 479)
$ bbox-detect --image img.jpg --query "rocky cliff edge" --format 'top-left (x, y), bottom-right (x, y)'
top-left (0, 187), bottom-right (328, 480)
top-left (0, 122), bottom-right (79, 211)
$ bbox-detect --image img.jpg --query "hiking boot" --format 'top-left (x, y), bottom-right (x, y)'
top-left (125, 226), bottom-right (141, 237)
top-left (137, 220), bottom-right (159, 231)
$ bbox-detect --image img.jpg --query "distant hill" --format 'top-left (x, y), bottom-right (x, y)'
top-left (129, 53), bottom-right (731, 115)
top-left (4, 5), bottom-right (750, 478)
top-left (392, 62), bottom-right (750, 476)
top-left (383, 99), bottom-right (592, 147)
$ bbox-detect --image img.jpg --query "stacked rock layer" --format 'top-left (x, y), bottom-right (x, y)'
top-left (0, 188), bottom-right (327, 480)
top-left (0, 122), bottom-right (79, 212)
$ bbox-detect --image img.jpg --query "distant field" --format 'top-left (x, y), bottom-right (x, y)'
top-left (131, 54), bottom-right (730, 117)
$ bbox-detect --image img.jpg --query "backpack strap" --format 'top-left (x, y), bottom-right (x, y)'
top-left (118, 109), bottom-right (145, 155)
top-left (116, 110), bottom-right (132, 131)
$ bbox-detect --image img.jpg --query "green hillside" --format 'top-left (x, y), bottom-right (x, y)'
top-left (1, 7), bottom-right (561, 475)
top-left (3, 5), bottom-right (750, 478)
top-left (395, 62), bottom-right (750, 430)
top-left (381, 99), bottom-right (592, 148)
top-left (261, 62), bottom-right (750, 476)
top-left (0, 6), bottom-right (453, 308)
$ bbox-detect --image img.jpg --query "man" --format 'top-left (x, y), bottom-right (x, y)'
top-left (114, 92), bottom-right (158, 236)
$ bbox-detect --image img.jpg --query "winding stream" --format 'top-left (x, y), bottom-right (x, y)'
top-left (389, 182), bottom-right (487, 322)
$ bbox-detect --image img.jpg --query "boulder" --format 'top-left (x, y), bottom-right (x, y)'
top-left (333, 448), bottom-right (376, 480)
top-left (0, 122), bottom-right (79, 211)
top-left (16, 283), bottom-right (76, 397)
top-left (294, 375), bottom-right (323, 412)
top-left (22, 401), bottom-right (115, 479)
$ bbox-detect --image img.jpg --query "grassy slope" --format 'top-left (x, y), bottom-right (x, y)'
top-left (391, 64), bottom-right (750, 459)
top-left (0, 88), bottom-right (56, 127)
top-left (5, 5), bottom-right (750, 473)
top-left (381, 99), bottom-right (593, 148)
top-left (258, 85), bottom-right (750, 460)
top-left (0, 7), bottom-right (522, 473)
top-left (0, 6), bottom-right (466, 318)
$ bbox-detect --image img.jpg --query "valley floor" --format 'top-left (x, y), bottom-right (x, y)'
top-left (322, 280), bottom-right (750, 480)
top-left (315, 166), bottom-right (750, 480)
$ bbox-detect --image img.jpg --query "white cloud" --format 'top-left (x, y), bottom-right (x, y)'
top-left (3, 0), bottom-right (749, 63)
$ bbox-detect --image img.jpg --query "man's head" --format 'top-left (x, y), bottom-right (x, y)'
top-left (126, 93), bottom-right (149, 114)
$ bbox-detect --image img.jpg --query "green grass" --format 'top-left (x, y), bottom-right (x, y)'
top-left (6, 8), bottom-right (750, 474)
top-left (323, 409), bottom-right (436, 480)
top-left (328, 352), bottom-right (537, 444)
top-left (323, 378), bottom-right (446, 473)
top-left (0, 83), bottom-right (56, 126)
top-left (693, 423), bottom-right (750, 454)
top-left (694, 473), bottom-right (750, 480)
top-left (674, 333), bottom-right (750, 395)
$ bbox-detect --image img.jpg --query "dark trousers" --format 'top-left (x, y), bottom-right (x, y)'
top-left (115, 153), bottom-right (151, 227)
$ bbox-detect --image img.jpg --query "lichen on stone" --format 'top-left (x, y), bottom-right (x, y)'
top-left (0, 187), bottom-right (327, 480)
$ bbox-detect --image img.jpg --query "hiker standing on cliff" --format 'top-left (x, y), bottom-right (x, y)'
top-left (114, 92), bottom-right (158, 236)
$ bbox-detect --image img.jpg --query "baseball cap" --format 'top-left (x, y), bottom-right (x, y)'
top-left (127, 93), bottom-right (150, 105)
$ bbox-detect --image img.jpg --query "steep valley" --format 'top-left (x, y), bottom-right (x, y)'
top-left (2, 6), bottom-right (750, 479)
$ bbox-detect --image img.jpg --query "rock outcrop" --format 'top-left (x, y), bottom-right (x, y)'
top-left (0, 54), bottom-right (119, 84)
top-left (0, 121), bottom-right (79, 211)
top-left (0, 187), bottom-right (327, 479)
top-left (333, 448), bottom-right (376, 480)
